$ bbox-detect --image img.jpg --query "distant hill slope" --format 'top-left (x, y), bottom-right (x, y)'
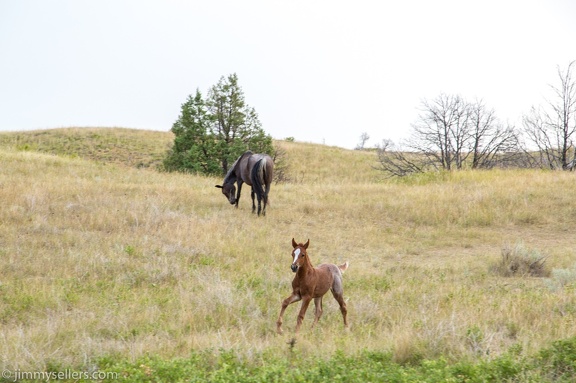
top-left (0, 127), bottom-right (381, 183)
top-left (0, 127), bottom-right (174, 169)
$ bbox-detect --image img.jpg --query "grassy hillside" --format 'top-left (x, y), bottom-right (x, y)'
top-left (0, 127), bottom-right (174, 168)
top-left (0, 128), bottom-right (379, 182)
top-left (2, 128), bottom-right (576, 381)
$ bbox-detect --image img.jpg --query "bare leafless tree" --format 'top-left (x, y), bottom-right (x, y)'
top-left (469, 100), bottom-right (520, 169)
top-left (376, 94), bottom-right (523, 177)
top-left (355, 132), bottom-right (370, 150)
top-left (522, 61), bottom-right (576, 170)
top-left (409, 94), bottom-right (470, 171)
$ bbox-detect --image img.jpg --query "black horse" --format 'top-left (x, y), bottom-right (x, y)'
top-left (215, 151), bottom-right (273, 216)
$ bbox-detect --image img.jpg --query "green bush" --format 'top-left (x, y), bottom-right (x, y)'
top-left (537, 337), bottom-right (576, 381)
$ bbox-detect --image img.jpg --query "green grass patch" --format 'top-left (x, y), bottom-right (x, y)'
top-left (6, 337), bottom-right (575, 382)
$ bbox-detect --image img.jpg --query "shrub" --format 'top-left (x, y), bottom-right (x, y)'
top-left (537, 337), bottom-right (576, 381)
top-left (546, 264), bottom-right (576, 291)
top-left (490, 243), bottom-right (549, 277)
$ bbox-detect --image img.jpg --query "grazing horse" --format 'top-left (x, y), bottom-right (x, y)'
top-left (215, 151), bottom-right (273, 216)
top-left (276, 238), bottom-right (349, 334)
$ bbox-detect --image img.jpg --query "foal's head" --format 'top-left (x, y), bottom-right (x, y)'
top-left (290, 238), bottom-right (310, 273)
top-left (215, 182), bottom-right (236, 205)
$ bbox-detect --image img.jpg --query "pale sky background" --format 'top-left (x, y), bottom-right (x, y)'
top-left (1, 1), bottom-right (575, 149)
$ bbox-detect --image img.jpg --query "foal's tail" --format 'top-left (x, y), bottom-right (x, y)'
top-left (338, 261), bottom-right (349, 274)
top-left (251, 157), bottom-right (268, 203)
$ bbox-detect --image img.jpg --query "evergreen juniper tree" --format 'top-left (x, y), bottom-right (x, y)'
top-left (164, 74), bottom-right (273, 175)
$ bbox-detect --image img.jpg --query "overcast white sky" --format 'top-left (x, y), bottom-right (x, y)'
top-left (1, 1), bottom-right (575, 149)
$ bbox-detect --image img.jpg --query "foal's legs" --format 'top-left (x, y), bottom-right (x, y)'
top-left (295, 296), bottom-right (312, 333)
top-left (334, 295), bottom-right (348, 328)
top-left (276, 293), bottom-right (301, 334)
top-left (311, 297), bottom-right (323, 328)
top-left (331, 277), bottom-right (349, 329)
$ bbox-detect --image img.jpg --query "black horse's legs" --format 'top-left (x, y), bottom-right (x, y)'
top-left (235, 182), bottom-right (243, 209)
top-left (262, 190), bottom-right (268, 216)
top-left (252, 188), bottom-right (263, 216)
top-left (250, 187), bottom-right (256, 213)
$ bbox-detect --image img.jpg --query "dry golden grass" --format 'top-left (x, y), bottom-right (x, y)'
top-left (2, 129), bottom-right (576, 371)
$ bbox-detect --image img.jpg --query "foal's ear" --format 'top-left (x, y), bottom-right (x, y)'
top-left (303, 239), bottom-right (309, 249)
top-left (215, 185), bottom-right (223, 189)
top-left (292, 238), bottom-right (298, 248)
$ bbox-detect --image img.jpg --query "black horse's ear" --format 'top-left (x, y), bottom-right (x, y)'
top-left (303, 239), bottom-right (309, 249)
top-left (292, 238), bottom-right (298, 248)
top-left (215, 185), bottom-right (223, 189)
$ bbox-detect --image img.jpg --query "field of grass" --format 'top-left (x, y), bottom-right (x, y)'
top-left (1, 128), bottom-right (576, 381)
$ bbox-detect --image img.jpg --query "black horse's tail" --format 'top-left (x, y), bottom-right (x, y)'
top-left (251, 157), bottom-right (268, 204)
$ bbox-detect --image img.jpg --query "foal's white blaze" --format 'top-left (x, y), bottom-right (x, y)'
top-left (292, 248), bottom-right (301, 264)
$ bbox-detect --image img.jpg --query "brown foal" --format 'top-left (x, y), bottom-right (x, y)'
top-left (276, 238), bottom-right (349, 334)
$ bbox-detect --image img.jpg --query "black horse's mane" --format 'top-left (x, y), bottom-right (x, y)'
top-left (223, 151), bottom-right (253, 184)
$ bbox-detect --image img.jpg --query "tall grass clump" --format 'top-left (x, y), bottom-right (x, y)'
top-left (490, 243), bottom-right (550, 277)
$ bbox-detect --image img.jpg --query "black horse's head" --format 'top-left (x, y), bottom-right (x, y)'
top-left (215, 182), bottom-right (236, 205)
